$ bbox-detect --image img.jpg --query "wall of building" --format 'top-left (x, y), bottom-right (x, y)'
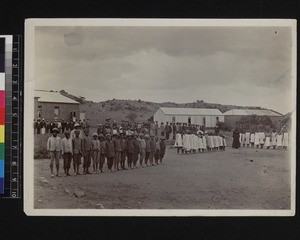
top-left (154, 109), bottom-right (224, 128)
top-left (225, 115), bottom-right (284, 130)
top-left (35, 102), bottom-right (80, 121)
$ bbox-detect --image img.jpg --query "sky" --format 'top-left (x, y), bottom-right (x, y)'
top-left (34, 25), bottom-right (294, 114)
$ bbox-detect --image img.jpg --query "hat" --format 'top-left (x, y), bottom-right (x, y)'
top-left (74, 123), bottom-right (80, 128)
top-left (64, 131), bottom-right (70, 135)
top-left (92, 132), bottom-right (98, 137)
top-left (52, 128), bottom-right (59, 133)
top-left (139, 133), bottom-right (144, 137)
top-left (84, 128), bottom-right (89, 133)
top-left (145, 134), bottom-right (150, 139)
top-left (160, 137), bottom-right (165, 140)
top-left (105, 133), bottom-right (111, 138)
top-left (98, 133), bottom-right (104, 138)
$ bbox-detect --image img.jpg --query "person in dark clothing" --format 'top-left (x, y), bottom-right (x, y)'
top-left (159, 138), bottom-right (166, 164)
top-left (232, 129), bottom-right (240, 149)
top-left (133, 133), bottom-right (140, 168)
top-left (165, 122), bottom-right (170, 140)
top-left (35, 119), bottom-right (42, 134)
top-left (127, 133), bottom-right (135, 169)
top-left (105, 133), bottom-right (115, 172)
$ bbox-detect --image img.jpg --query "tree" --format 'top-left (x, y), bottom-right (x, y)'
top-left (126, 112), bottom-right (138, 121)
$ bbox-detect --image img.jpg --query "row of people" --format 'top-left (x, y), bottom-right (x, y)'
top-left (174, 131), bottom-right (227, 153)
top-left (34, 118), bottom-right (89, 134)
top-left (233, 129), bottom-right (289, 149)
top-left (46, 127), bottom-right (166, 177)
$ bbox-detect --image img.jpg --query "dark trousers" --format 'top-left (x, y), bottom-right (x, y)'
top-left (145, 152), bottom-right (150, 165)
top-left (127, 153), bottom-right (133, 167)
top-left (63, 152), bottom-right (72, 170)
top-left (154, 150), bottom-right (160, 164)
top-left (83, 150), bottom-right (91, 168)
top-left (160, 149), bottom-right (165, 162)
top-left (166, 131), bottom-right (169, 140)
top-left (99, 154), bottom-right (105, 169)
top-left (107, 157), bottom-right (114, 170)
top-left (121, 150), bottom-right (127, 169)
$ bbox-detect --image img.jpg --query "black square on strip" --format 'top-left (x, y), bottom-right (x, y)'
top-left (0, 38), bottom-right (5, 72)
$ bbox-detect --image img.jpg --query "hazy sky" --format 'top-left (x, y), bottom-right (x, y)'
top-left (35, 26), bottom-right (294, 114)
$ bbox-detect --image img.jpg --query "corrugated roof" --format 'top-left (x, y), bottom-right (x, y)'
top-left (160, 107), bottom-right (223, 116)
top-left (224, 109), bottom-right (282, 116)
top-left (35, 90), bottom-right (79, 104)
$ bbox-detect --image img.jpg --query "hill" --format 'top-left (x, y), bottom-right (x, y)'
top-left (77, 98), bottom-right (265, 127)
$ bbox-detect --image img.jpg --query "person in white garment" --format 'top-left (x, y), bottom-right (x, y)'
top-left (183, 131), bottom-right (191, 153)
top-left (202, 134), bottom-right (207, 152)
top-left (264, 131), bottom-right (271, 149)
top-left (259, 130), bottom-right (266, 149)
top-left (218, 134), bottom-right (223, 150)
top-left (276, 132), bottom-right (283, 149)
top-left (198, 134), bottom-right (204, 153)
top-left (206, 133), bottom-right (212, 152)
top-left (250, 131), bottom-right (255, 147)
top-left (254, 131), bottom-right (260, 148)
top-left (213, 134), bottom-right (219, 151)
top-left (282, 129), bottom-right (289, 150)
top-left (271, 129), bottom-right (277, 149)
top-left (222, 135), bottom-right (227, 151)
top-left (190, 134), bottom-right (198, 153)
top-left (241, 132), bottom-right (246, 147)
top-left (245, 131), bottom-right (250, 147)
top-left (174, 132), bottom-right (183, 154)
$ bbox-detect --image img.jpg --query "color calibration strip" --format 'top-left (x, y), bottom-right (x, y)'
top-left (0, 38), bottom-right (5, 194)
top-left (0, 35), bottom-right (21, 198)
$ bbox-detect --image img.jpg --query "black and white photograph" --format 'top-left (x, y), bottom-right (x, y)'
top-left (24, 19), bottom-right (296, 216)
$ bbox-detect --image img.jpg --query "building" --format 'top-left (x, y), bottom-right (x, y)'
top-left (34, 90), bottom-right (80, 121)
top-left (153, 107), bottom-right (224, 128)
top-left (224, 109), bottom-right (284, 129)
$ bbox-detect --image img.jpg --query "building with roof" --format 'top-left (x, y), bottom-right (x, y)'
top-left (34, 90), bottom-right (80, 121)
top-left (223, 108), bottom-right (284, 129)
top-left (153, 107), bottom-right (224, 128)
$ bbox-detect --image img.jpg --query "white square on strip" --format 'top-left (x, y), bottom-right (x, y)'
top-left (0, 73), bottom-right (5, 90)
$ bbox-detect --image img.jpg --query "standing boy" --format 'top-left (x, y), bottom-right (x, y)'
top-left (91, 132), bottom-right (100, 173)
top-left (126, 133), bottom-right (135, 169)
top-left (61, 131), bottom-right (73, 176)
top-left (145, 134), bottom-right (151, 166)
top-left (113, 133), bottom-right (122, 171)
top-left (105, 134), bottom-right (115, 172)
top-left (120, 132), bottom-right (127, 170)
top-left (149, 134), bottom-right (156, 166)
top-left (47, 128), bottom-right (62, 177)
top-left (98, 134), bottom-right (106, 173)
top-left (82, 128), bottom-right (92, 174)
top-left (159, 137), bottom-right (166, 164)
top-left (138, 133), bottom-right (146, 167)
top-left (154, 137), bottom-right (160, 165)
top-left (72, 129), bottom-right (82, 175)
top-left (133, 133), bottom-right (140, 168)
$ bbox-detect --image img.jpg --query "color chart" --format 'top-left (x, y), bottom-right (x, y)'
top-left (0, 38), bottom-right (4, 194)
top-left (0, 35), bottom-right (22, 198)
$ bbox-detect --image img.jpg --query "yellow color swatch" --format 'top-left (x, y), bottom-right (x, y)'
top-left (0, 125), bottom-right (4, 142)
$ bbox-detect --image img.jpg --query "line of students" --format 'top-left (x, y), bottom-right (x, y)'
top-left (238, 129), bottom-right (289, 150)
top-left (46, 124), bottom-right (166, 178)
top-left (174, 131), bottom-right (227, 154)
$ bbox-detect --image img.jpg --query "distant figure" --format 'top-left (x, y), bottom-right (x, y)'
top-left (232, 129), bottom-right (240, 149)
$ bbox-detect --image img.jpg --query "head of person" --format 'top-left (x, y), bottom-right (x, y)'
top-left (64, 131), bottom-right (70, 139)
top-left (75, 129), bottom-right (81, 137)
top-left (145, 134), bottom-right (150, 140)
top-left (84, 128), bottom-right (89, 136)
top-left (98, 134), bottom-right (104, 141)
top-left (52, 128), bottom-right (59, 137)
top-left (106, 134), bottom-right (111, 141)
top-left (139, 133), bottom-right (144, 139)
top-left (92, 132), bottom-right (98, 140)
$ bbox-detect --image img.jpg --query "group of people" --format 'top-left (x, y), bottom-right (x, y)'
top-left (232, 129), bottom-right (289, 150)
top-left (174, 131), bottom-right (226, 153)
top-left (34, 118), bottom-right (88, 134)
top-left (46, 122), bottom-right (167, 178)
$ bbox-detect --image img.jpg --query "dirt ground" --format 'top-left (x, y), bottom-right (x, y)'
top-left (34, 146), bottom-right (291, 210)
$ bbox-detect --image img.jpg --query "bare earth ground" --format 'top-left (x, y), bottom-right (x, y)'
top-left (34, 146), bottom-right (291, 209)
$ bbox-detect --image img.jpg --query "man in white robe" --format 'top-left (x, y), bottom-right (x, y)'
top-left (254, 132), bottom-right (260, 148)
top-left (276, 133), bottom-right (283, 148)
top-left (250, 132), bottom-right (255, 147)
top-left (282, 130), bottom-right (289, 150)
top-left (245, 132), bottom-right (250, 147)
top-left (271, 130), bottom-right (277, 149)
top-left (259, 131), bottom-right (266, 149)
top-left (174, 133), bottom-right (183, 154)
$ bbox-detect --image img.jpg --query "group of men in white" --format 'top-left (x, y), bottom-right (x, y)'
top-left (239, 129), bottom-right (289, 149)
top-left (174, 131), bottom-right (226, 153)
